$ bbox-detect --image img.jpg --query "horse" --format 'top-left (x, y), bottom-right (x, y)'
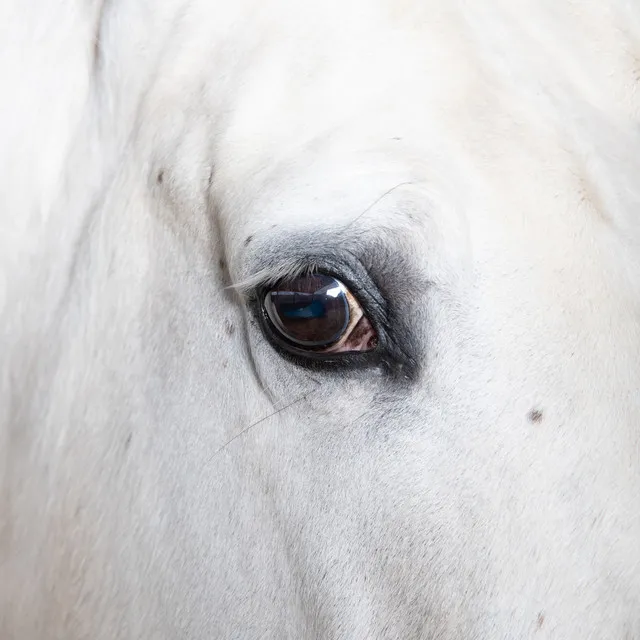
top-left (1, 0), bottom-right (639, 637)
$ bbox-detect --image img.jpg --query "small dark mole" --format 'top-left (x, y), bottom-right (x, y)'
top-left (528, 409), bottom-right (543, 424)
top-left (244, 234), bottom-right (254, 247)
top-left (218, 258), bottom-right (226, 271)
top-left (224, 319), bottom-right (235, 336)
top-left (536, 612), bottom-right (545, 629)
top-left (222, 360), bottom-right (229, 368)
top-left (124, 433), bottom-right (132, 450)
top-left (156, 170), bottom-right (164, 185)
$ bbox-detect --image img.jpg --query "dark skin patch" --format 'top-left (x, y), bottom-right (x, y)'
top-left (218, 258), bottom-right (226, 271)
top-left (93, 37), bottom-right (100, 68)
top-left (244, 234), bottom-right (254, 247)
top-left (156, 170), bottom-right (164, 185)
top-left (92, 0), bottom-right (112, 72)
top-left (528, 409), bottom-right (543, 424)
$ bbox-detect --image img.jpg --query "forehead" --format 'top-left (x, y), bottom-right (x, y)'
top-left (156, 1), bottom-right (635, 276)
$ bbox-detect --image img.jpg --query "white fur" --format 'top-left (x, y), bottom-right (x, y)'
top-left (1, 1), bottom-right (639, 638)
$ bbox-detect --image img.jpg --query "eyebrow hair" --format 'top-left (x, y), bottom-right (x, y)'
top-left (228, 180), bottom-right (426, 296)
top-left (231, 225), bottom-right (428, 299)
top-left (228, 256), bottom-right (324, 294)
top-left (229, 229), bottom-right (384, 297)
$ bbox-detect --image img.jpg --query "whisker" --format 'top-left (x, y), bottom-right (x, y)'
top-left (211, 377), bottom-right (321, 458)
top-left (344, 180), bottom-right (414, 229)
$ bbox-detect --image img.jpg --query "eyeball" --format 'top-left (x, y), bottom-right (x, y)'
top-left (263, 273), bottom-right (377, 354)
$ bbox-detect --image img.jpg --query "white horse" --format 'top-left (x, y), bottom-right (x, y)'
top-left (1, 0), bottom-right (639, 637)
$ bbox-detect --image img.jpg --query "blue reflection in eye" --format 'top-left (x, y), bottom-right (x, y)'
top-left (280, 298), bottom-right (325, 320)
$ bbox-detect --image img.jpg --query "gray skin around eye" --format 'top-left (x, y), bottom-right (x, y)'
top-left (243, 230), bottom-right (424, 381)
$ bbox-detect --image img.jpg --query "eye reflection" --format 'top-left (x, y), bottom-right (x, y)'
top-left (263, 273), bottom-right (377, 354)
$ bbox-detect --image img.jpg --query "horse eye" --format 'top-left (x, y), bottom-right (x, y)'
top-left (263, 273), bottom-right (378, 354)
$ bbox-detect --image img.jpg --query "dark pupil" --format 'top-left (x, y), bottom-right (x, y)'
top-left (264, 274), bottom-right (350, 347)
